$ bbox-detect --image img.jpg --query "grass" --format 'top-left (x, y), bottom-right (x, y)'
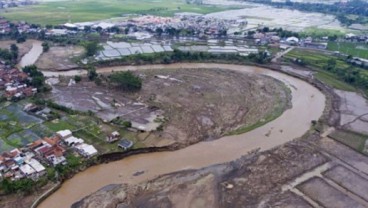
top-left (285, 48), bottom-right (368, 92)
top-left (329, 129), bottom-right (368, 153)
top-left (327, 41), bottom-right (368, 59)
top-left (1, 0), bottom-right (239, 25)
top-left (300, 27), bottom-right (346, 38)
top-left (315, 71), bottom-right (356, 91)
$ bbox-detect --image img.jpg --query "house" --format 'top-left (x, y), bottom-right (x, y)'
top-left (118, 139), bottom-right (133, 150)
top-left (75, 143), bottom-right (98, 158)
top-left (26, 158), bottom-right (45, 174)
top-left (43, 136), bottom-right (60, 146)
top-left (106, 131), bottom-right (120, 143)
top-left (64, 136), bottom-right (84, 146)
top-left (56, 129), bottom-right (72, 139)
top-left (303, 42), bottom-right (327, 50)
top-left (286, 37), bottom-right (299, 45)
top-left (19, 164), bottom-right (35, 176)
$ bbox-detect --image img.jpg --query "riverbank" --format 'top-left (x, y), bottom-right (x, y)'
top-left (36, 63), bottom-right (325, 208)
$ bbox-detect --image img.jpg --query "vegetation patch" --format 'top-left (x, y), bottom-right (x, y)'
top-left (329, 129), bottom-right (368, 153)
top-left (327, 41), bottom-right (368, 59)
top-left (1, 0), bottom-right (239, 25)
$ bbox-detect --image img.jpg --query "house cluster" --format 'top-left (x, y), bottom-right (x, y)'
top-left (122, 14), bottom-right (239, 37)
top-left (0, 0), bottom-right (36, 9)
top-left (0, 129), bottom-right (98, 181)
top-left (0, 68), bottom-right (37, 100)
top-left (253, 31), bottom-right (283, 45)
top-left (56, 130), bottom-right (98, 158)
top-left (345, 33), bottom-right (368, 43)
top-left (0, 148), bottom-right (46, 181)
top-left (44, 14), bottom-right (237, 39)
top-left (251, 30), bottom-right (328, 50)
top-left (0, 17), bottom-right (39, 35)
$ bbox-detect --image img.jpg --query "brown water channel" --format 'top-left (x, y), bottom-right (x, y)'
top-left (39, 63), bottom-right (326, 208)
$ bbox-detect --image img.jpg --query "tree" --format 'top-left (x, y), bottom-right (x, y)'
top-left (16, 36), bottom-right (26, 43)
top-left (23, 65), bottom-right (46, 90)
top-left (155, 28), bottom-right (163, 36)
top-left (87, 67), bottom-right (98, 81)
top-left (10, 44), bottom-right (18, 61)
top-left (42, 42), bottom-right (50, 52)
top-left (109, 71), bottom-right (142, 91)
top-left (83, 41), bottom-right (100, 57)
top-left (74, 75), bottom-right (82, 82)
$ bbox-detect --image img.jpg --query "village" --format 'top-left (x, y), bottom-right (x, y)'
top-left (0, 1), bottom-right (367, 205)
top-left (0, 0), bottom-right (36, 9)
top-left (0, 64), bottom-right (136, 183)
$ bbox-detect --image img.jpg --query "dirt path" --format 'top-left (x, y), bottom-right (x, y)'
top-left (38, 63), bottom-right (326, 208)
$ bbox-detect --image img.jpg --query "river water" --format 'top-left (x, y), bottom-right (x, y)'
top-left (39, 63), bottom-right (325, 208)
top-left (18, 41), bottom-right (43, 68)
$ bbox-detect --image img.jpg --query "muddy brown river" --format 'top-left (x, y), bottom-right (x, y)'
top-left (18, 40), bottom-right (43, 68)
top-left (39, 63), bottom-right (325, 208)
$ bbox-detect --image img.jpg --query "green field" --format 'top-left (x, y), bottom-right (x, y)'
top-left (1, 0), bottom-right (237, 25)
top-left (314, 71), bottom-right (356, 91)
top-left (328, 41), bottom-right (368, 59)
top-left (284, 48), bottom-right (368, 92)
top-left (300, 27), bottom-right (345, 38)
top-left (329, 129), bottom-right (368, 153)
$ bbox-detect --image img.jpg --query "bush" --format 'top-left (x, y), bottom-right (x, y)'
top-left (109, 71), bottom-right (142, 91)
top-left (74, 75), bottom-right (82, 82)
top-left (122, 121), bottom-right (132, 128)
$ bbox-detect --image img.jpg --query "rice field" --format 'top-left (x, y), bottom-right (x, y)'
top-left (1, 0), bottom-right (235, 25)
top-left (327, 41), bottom-right (368, 59)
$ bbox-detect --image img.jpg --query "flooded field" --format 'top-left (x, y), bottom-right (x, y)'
top-left (204, 1), bottom-right (344, 32)
top-left (335, 89), bottom-right (368, 135)
top-left (38, 63), bottom-right (325, 208)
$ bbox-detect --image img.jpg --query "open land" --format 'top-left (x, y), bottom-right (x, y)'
top-left (47, 67), bottom-right (291, 147)
top-left (0, 0), bottom-right (239, 25)
top-left (35, 45), bottom-right (84, 71)
top-left (0, 40), bottom-right (37, 63)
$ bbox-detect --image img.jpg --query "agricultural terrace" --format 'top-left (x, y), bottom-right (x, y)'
top-left (327, 41), bottom-right (368, 59)
top-left (284, 48), bottom-right (368, 94)
top-left (0, 0), bottom-right (240, 25)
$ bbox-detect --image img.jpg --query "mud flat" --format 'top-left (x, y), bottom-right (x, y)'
top-left (48, 67), bottom-right (290, 145)
top-left (18, 40), bottom-right (43, 68)
top-left (35, 46), bottom-right (83, 71)
top-left (38, 63), bottom-right (325, 208)
top-left (335, 89), bottom-right (368, 134)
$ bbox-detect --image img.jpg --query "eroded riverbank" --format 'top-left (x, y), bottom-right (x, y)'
top-left (38, 63), bottom-right (326, 208)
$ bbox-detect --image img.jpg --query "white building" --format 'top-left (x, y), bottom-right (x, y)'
top-left (75, 144), bottom-right (98, 158)
top-left (56, 129), bottom-right (72, 139)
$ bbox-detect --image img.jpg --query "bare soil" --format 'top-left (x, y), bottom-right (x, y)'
top-left (35, 46), bottom-right (84, 71)
top-left (0, 40), bottom-right (35, 62)
top-left (48, 67), bottom-right (290, 146)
